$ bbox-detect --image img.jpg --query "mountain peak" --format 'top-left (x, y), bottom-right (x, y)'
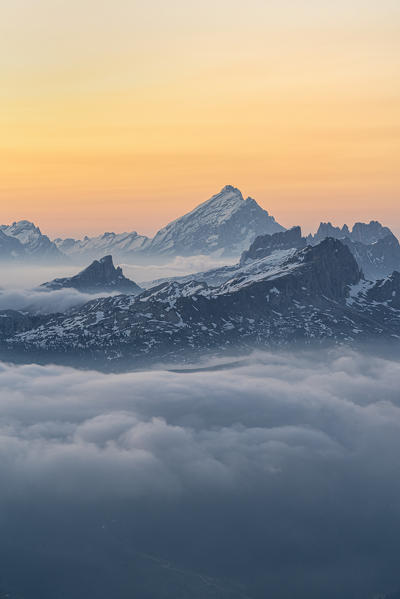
top-left (146, 186), bottom-right (284, 257)
top-left (219, 184), bottom-right (241, 194)
top-left (41, 255), bottom-right (142, 294)
top-left (0, 219), bottom-right (62, 261)
top-left (98, 254), bottom-right (113, 265)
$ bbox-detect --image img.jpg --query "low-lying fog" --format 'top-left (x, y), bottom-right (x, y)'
top-left (1, 349), bottom-right (400, 598)
top-left (0, 255), bottom-right (235, 313)
top-left (0, 255), bottom-right (235, 289)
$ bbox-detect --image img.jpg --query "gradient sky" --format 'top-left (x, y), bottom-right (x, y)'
top-left (1, 0), bottom-right (399, 238)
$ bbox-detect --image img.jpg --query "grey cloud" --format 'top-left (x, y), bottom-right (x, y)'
top-left (1, 350), bottom-right (400, 598)
top-left (0, 287), bottom-right (117, 314)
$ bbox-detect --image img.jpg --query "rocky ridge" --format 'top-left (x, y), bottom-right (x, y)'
top-left (2, 238), bottom-right (399, 370)
top-left (40, 255), bottom-right (142, 294)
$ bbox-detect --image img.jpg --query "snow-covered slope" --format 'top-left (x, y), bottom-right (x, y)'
top-left (141, 228), bottom-right (309, 288)
top-left (0, 220), bottom-right (63, 261)
top-left (54, 231), bottom-right (149, 261)
top-left (4, 238), bottom-right (400, 370)
top-left (145, 185), bottom-right (284, 257)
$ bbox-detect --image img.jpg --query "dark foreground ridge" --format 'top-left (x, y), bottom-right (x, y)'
top-left (1, 237), bottom-right (399, 370)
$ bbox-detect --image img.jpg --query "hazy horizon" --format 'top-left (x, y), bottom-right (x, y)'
top-left (2, 184), bottom-right (400, 241)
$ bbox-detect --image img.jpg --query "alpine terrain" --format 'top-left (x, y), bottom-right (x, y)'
top-left (1, 236), bottom-right (399, 370)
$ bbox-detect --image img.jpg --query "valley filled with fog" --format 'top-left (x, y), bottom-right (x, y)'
top-left (0, 255), bottom-right (234, 314)
top-left (1, 349), bottom-right (400, 598)
top-left (0, 254), bottom-right (234, 289)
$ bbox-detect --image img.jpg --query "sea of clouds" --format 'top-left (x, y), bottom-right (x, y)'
top-left (0, 287), bottom-right (119, 314)
top-left (0, 255), bottom-right (235, 315)
top-left (1, 349), bottom-right (400, 598)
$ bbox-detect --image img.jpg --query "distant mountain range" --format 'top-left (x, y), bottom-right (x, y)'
top-left (54, 230), bottom-right (149, 261)
top-left (1, 185), bottom-right (399, 280)
top-left (1, 232), bottom-right (399, 370)
top-left (52, 185), bottom-right (284, 260)
top-left (1, 186), bottom-right (283, 263)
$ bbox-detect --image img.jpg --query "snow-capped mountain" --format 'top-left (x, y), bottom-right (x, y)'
top-left (40, 255), bottom-right (142, 294)
top-left (0, 220), bottom-right (63, 261)
top-left (54, 230), bottom-right (149, 262)
top-left (143, 223), bottom-right (400, 289)
top-left (144, 185), bottom-right (284, 257)
top-left (50, 186), bottom-right (284, 262)
top-left (3, 237), bottom-right (400, 370)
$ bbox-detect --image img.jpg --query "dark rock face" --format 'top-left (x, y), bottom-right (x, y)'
top-left (310, 222), bottom-right (348, 243)
top-left (40, 255), bottom-right (142, 294)
top-left (308, 221), bottom-right (400, 279)
top-left (295, 237), bottom-right (363, 300)
top-left (5, 238), bottom-right (400, 370)
top-left (351, 220), bottom-right (392, 244)
top-left (240, 226), bottom-right (306, 264)
top-left (0, 310), bottom-right (48, 337)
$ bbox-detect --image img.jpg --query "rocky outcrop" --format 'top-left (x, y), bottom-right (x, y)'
top-left (309, 220), bottom-right (392, 245)
top-left (351, 220), bottom-right (392, 244)
top-left (298, 237), bottom-right (363, 300)
top-left (40, 255), bottom-right (142, 294)
top-left (240, 226), bottom-right (306, 264)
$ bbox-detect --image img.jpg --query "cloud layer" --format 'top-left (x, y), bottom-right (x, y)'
top-left (0, 287), bottom-right (118, 314)
top-left (1, 349), bottom-right (400, 598)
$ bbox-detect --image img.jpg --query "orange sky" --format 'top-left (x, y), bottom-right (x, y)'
top-left (1, 0), bottom-right (399, 238)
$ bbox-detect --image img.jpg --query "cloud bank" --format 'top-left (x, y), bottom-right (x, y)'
top-left (0, 287), bottom-right (119, 314)
top-left (1, 349), bottom-right (400, 598)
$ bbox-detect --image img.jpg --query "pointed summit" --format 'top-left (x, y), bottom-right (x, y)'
top-left (146, 186), bottom-right (285, 257)
top-left (40, 255), bottom-right (142, 294)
